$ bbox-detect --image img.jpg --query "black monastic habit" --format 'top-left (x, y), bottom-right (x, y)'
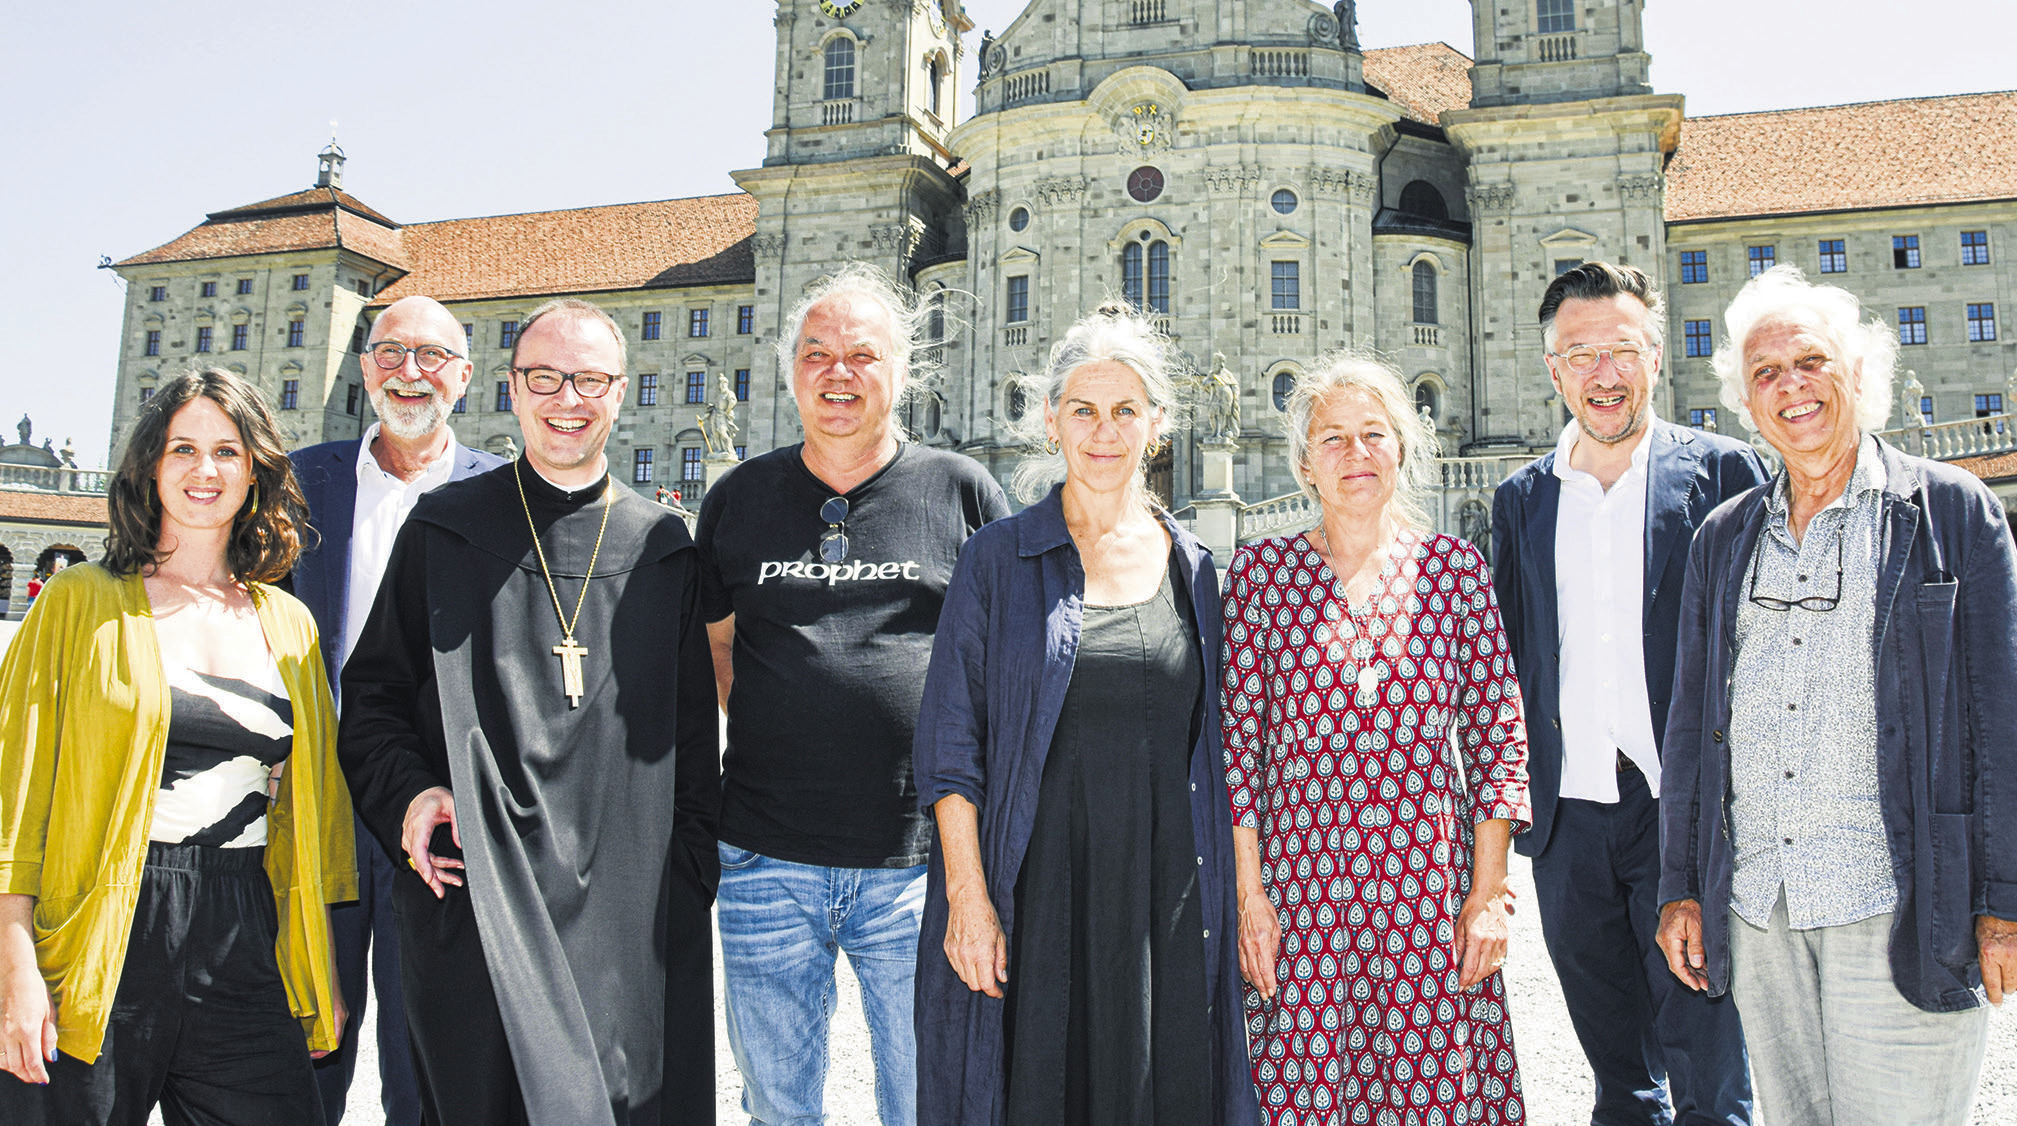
top-left (340, 459), bottom-right (720, 1126)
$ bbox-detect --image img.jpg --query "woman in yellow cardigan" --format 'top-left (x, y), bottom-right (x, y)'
top-left (0, 368), bottom-right (356, 1124)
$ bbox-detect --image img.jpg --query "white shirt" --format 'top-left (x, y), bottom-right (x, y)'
top-left (1551, 419), bottom-right (1661, 801)
top-left (338, 424), bottom-right (458, 673)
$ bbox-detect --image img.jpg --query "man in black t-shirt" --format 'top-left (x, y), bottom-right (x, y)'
top-left (698, 265), bottom-right (1008, 1126)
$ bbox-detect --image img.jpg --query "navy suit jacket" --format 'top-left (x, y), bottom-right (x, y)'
top-left (1492, 419), bottom-right (1768, 859)
top-left (289, 436), bottom-right (503, 692)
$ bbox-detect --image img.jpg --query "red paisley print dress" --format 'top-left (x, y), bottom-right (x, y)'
top-left (1221, 531), bottom-right (1532, 1126)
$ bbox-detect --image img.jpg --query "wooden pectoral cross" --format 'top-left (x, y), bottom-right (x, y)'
top-left (553, 638), bottom-right (589, 708)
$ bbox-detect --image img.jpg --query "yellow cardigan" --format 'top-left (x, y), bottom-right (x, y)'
top-left (0, 563), bottom-right (358, 1063)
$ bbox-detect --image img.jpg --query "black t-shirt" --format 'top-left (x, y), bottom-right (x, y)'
top-left (698, 443), bottom-right (1010, 867)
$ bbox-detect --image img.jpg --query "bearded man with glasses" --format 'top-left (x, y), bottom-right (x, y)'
top-left (339, 297), bottom-right (720, 1124)
top-left (1659, 267), bottom-right (2017, 1126)
top-left (287, 294), bottom-right (502, 1125)
top-left (1491, 263), bottom-right (1766, 1126)
top-left (695, 264), bottom-right (1008, 1126)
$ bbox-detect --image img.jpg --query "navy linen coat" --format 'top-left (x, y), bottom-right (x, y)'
top-left (913, 486), bottom-right (1261, 1126)
top-left (1660, 438), bottom-right (2017, 1012)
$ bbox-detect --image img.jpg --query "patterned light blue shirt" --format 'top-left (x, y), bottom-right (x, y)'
top-left (1728, 436), bottom-right (1896, 929)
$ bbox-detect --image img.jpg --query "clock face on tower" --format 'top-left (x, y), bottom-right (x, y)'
top-left (819, 0), bottom-right (865, 17)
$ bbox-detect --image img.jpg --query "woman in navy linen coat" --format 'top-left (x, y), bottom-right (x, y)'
top-left (912, 305), bottom-right (1259, 1126)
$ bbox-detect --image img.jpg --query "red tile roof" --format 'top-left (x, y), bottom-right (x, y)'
top-left (1365, 43), bottom-right (1475, 125)
top-left (374, 194), bottom-right (758, 304)
top-left (1949, 449), bottom-right (2017, 483)
top-left (117, 186), bottom-right (407, 269)
top-left (0, 491), bottom-right (109, 526)
top-left (1666, 91), bottom-right (2017, 223)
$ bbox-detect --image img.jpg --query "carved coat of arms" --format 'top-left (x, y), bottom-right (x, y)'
top-left (1116, 102), bottom-right (1174, 152)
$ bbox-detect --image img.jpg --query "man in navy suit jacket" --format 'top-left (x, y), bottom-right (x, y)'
top-left (1492, 264), bottom-right (1766, 1126)
top-left (290, 294), bottom-right (503, 1125)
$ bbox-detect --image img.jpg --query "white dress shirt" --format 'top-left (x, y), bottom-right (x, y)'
top-left (1551, 419), bottom-right (1661, 802)
top-left (338, 424), bottom-right (458, 672)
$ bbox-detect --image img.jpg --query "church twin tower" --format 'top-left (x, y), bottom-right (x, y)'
top-left (736, 0), bottom-right (1680, 504)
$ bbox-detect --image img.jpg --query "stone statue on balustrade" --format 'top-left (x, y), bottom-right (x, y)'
top-left (16, 414), bottom-right (30, 447)
top-left (1333, 1), bottom-right (1359, 49)
top-left (1199, 352), bottom-right (1240, 446)
top-left (700, 372), bottom-right (738, 456)
top-left (1900, 370), bottom-right (1928, 426)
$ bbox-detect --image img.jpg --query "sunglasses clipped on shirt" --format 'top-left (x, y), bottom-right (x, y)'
top-left (819, 496), bottom-right (849, 564)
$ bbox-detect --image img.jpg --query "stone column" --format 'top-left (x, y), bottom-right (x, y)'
top-left (1188, 439), bottom-right (1243, 562)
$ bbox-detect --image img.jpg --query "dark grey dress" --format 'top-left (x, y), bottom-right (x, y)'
top-left (1003, 556), bottom-right (1213, 1125)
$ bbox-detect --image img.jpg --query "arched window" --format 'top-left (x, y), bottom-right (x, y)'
top-left (1412, 261), bottom-right (1438, 324)
top-left (926, 56), bottom-right (943, 117)
top-left (1272, 371), bottom-right (1295, 412)
top-left (823, 38), bottom-right (856, 101)
top-left (1414, 379), bottom-right (1440, 421)
top-left (1123, 238), bottom-right (1170, 314)
top-left (1399, 180), bottom-right (1448, 220)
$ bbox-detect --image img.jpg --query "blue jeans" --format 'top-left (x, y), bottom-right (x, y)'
top-left (717, 843), bottom-right (926, 1126)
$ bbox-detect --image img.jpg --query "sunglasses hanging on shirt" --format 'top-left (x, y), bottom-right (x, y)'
top-left (819, 496), bottom-right (850, 564)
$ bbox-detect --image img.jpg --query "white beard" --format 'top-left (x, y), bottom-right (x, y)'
top-left (372, 379), bottom-right (452, 440)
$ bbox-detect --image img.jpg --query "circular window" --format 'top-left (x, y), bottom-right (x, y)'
top-left (1008, 206), bottom-right (1030, 232)
top-left (1127, 166), bottom-right (1165, 203)
top-left (1271, 188), bottom-right (1298, 215)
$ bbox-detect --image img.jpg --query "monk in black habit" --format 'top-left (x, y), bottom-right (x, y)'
top-left (340, 298), bottom-right (719, 1126)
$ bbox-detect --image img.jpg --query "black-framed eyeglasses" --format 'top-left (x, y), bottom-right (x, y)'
top-left (1749, 531), bottom-right (1844, 612)
top-left (363, 341), bottom-right (464, 373)
top-left (1547, 341), bottom-right (1652, 376)
top-left (514, 367), bottom-right (618, 398)
top-left (819, 496), bottom-right (849, 563)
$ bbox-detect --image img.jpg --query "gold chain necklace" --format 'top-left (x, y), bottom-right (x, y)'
top-left (514, 464), bottom-right (615, 708)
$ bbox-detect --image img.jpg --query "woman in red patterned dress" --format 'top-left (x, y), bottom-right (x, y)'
top-left (1221, 352), bottom-right (1532, 1126)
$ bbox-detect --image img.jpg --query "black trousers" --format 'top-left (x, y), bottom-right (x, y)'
top-left (1531, 768), bottom-right (1752, 1126)
top-left (0, 842), bottom-right (323, 1126)
top-left (313, 815), bottom-right (420, 1125)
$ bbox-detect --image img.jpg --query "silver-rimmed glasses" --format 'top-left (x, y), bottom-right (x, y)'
top-left (819, 496), bottom-right (850, 563)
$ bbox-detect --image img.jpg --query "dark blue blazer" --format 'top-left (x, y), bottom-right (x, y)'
top-left (289, 436), bottom-right (503, 692)
top-left (1491, 419), bottom-right (1768, 858)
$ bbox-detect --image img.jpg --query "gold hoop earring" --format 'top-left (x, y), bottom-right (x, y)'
top-left (247, 482), bottom-right (259, 517)
top-left (1046, 438), bottom-right (1059, 454)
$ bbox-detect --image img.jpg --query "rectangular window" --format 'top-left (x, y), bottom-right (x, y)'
top-left (1893, 235), bottom-right (1921, 269)
top-left (738, 305), bottom-right (755, 334)
top-left (194, 326), bottom-right (212, 353)
top-left (735, 445), bottom-right (746, 461)
top-left (1962, 230), bottom-right (1991, 266)
top-left (140, 386), bottom-right (155, 403)
top-left (500, 320), bottom-right (519, 348)
top-left (350, 325), bottom-right (366, 353)
top-left (1684, 319), bottom-right (1713, 358)
top-left (1553, 258), bottom-right (1583, 277)
top-left (280, 380), bottom-right (299, 410)
top-left (496, 380), bottom-right (512, 411)
top-left (1818, 239), bottom-right (1847, 273)
top-left (292, 273), bottom-right (310, 291)
top-left (638, 373), bottom-right (659, 406)
top-left (682, 447), bottom-right (704, 482)
top-left (354, 279), bottom-right (369, 297)
top-left (1270, 261), bottom-right (1301, 310)
top-left (1689, 407), bottom-right (1718, 429)
top-left (144, 330), bottom-right (160, 356)
top-left (1747, 245), bottom-right (1776, 277)
top-left (1536, 0), bottom-right (1575, 33)
top-left (148, 285), bottom-right (167, 302)
top-left (200, 281), bottom-right (218, 298)
top-left (452, 393), bottom-right (467, 414)
top-left (1678, 250), bottom-right (1708, 284)
top-left (641, 311), bottom-right (661, 341)
top-left (1977, 394), bottom-right (2005, 417)
top-left (462, 323), bottom-right (474, 348)
top-left (688, 308), bottom-right (710, 337)
top-left (237, 278), bottom-right (254, 295)
top-left (287, 320), bottom-right (305, 347)
top-left (1898, 306), bottom-right (1927, 345)
top-left (686, 371), bottom-right (706, 404)
top-left (346, 385), bottom-right (361, 416)
top-left (633, 449), bottom-right (655, 483)
top-left (231, 324), bottom-right (248, 350)
top-left (735, 369), bottom-right (751, 401)
top-left (1921, 396), bottom-right (1935, 422)
top-left (1968, 303), bottom-right (1998, 342)
top-left (1006, 275), bottom-right (1030, 323)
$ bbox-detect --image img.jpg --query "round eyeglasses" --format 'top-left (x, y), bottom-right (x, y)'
top-left (819, 496), bottom-right (849, 563)
top-left (363, 341), bottom-right (463, 374)
top-left (1547, 342), bottom-right (1652, 376)
top-left (514, 367), bottom-right (618, 398)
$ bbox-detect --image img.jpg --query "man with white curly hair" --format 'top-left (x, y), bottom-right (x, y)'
top-left (1658, 265), bottom-right (2017, 1126)
top-left (696, 265), bottom-right (1008, 1125)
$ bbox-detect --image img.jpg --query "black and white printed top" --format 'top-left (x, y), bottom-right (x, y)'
top-left (148, 660), bottom-right (295, 848)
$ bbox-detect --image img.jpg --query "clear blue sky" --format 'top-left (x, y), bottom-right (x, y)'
top-left (5, 0), bottom-right (2010, 468)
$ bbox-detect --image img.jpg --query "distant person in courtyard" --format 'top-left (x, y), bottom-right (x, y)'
top-left (1660, 266), bottom-right (2017, 1126)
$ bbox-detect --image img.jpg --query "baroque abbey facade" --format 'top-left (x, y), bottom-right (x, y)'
top-left (109, 0), bottom-right (2016, 531)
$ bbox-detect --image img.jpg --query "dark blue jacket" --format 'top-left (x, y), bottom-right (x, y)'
top-left (912, 486), bottom-right (1259, 1126)
top-left (1659, 438), bottom-right (2017, 1012)
top-left (289, 436), bottom-right (503, 692)
top-left (1492, 419), bottom-right (1768, 858)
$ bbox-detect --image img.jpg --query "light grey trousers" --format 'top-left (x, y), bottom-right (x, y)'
top-left (1728, 900), bottom-right (1988, 1126)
